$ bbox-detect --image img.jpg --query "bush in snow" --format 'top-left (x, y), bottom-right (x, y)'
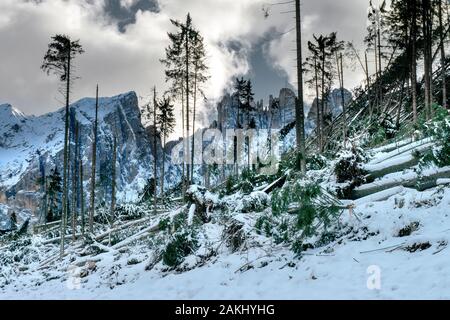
top-left (186, 185), bottom-right (218, 222)
top-left (222, 220), bottom-right (246, 253)
top-left (420, 105), bottom-right (450, 168)
top-left (238, 191), bottom-right (269, 213)
top-left (162, 231), bottom-right (198, 268)
top-left (334, 139), bottom-right (368, 198)
top-left (334, 140), bottom-right (367, 184)
top-left (367, 112), bottom-right (398, 147)
top-left (257, 182), bottom-right (341, 255)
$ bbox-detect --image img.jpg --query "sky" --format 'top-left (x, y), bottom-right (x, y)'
top-left (0, 0), bottom-right (375, 137)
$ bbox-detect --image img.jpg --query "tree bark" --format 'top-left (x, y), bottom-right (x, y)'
top-left (314, 57), bottom-right (321, 151)
top-left (111, 136), bottom-right (117, 226)
top-left (295, 0), bottom-right (306, 173)
top-left (161, 132), bottom-right (166, 197)
top-left (191, 62), bottom-right (197, 181)
top-left (80, 161), bottom-right (85, 236)
top-left (89, 85), bottom-right (99, 234)
top-left (439, 0), bottom-right (447, 109)
top-left (72, 122), bottom-right (79, 242)
top-left (60, 44), bottom-right (71, 258)
top-left (185, 23), bottom-right (191, 186)
top-left (411, 0), bottom-right (418, 124)
top-left (153, 87), bottom-right (158, 215)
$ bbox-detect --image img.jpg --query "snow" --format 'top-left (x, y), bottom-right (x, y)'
top-left (1, 184), bottom-right (449, 299)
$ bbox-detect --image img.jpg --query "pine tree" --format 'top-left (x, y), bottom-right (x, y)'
top-left (47, 167), bottom-right (63, 222)
top-left (161, 13), bottom-right (207, 186)
top-left (41, 35), bottom-right (84, 257)
top-left (306, 32), bottom-right (344, 151)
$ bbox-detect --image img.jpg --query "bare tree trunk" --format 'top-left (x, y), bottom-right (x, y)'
top-left (314, 57), bottom-right (321, 151)
top-left (439, 0), bottom-right (448, 109)
top-left (336, 52), bottom-right (346, 143)
top-left (377, 27), bottom-right (383, 106)
top-left (191, 63), bottom-right (198, 182)
top-left (181, 85), bottom-right (186, 199)
top-left (111, 136), bottom-right (117, 225)
top-left (60, 46), bottom-right (71, 258)
top-left (411, 0), bottom-right (418, 124)
top-left (423, 0), bottom-right (431, 119)
top-left (161, 132), bottom-right (166, 197)
top-left (80, 161), bottom-right (85, 237)
top-left (89, 85), bottom-right (99, 234)
top-left (72, 122), bottom-right (79, 242)
top-left (321, 52), bottom-right (326, 153)
top-left (295, 0), bottom-right (306, 173)
top-left (185, 30), bottom-right (191, 186)
top-left (374, 37), bottom-right (379, 112)
top-left (153, 87), bottom-right (158, 215)
top-left (365, 51), bottom-right (372, 118)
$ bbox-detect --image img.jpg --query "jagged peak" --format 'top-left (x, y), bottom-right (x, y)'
top-left (0, 103), bottom-right (26, 121)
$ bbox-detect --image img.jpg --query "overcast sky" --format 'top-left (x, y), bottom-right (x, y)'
top-left (0, 0), bottom-right (375, 135)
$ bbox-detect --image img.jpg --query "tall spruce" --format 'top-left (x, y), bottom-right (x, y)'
top-left (41, 34), bottom-right (84, 257)
top-left (161, 13), bottom-right (205, 190)
top-left (306, 32), bottom-right (344, 152)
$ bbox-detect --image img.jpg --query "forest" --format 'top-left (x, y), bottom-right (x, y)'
top-left (0, 0), bottom-right (449, 300)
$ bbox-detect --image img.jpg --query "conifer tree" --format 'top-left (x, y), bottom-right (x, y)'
top-left (161, 13), bottom-right (207, 186)
top-left (47, 167), bottom-right (62, 222)
top-left (41, 35), bottom-right (84, 257)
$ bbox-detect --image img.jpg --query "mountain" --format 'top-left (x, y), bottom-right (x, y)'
top-left (0, 92), bottom-right (176, 224)
top-left (305, 88), bottom-right (353, 134)
top-left (216, 88), bottom-right (297, 131)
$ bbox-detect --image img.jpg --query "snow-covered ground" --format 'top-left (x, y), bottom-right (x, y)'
top-left (1, 185), bottom-right (449, 300)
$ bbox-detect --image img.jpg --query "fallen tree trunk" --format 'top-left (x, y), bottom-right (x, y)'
top-left (354, 186), bottom-right (404, 205)
top-left (111, 223), bottom-right (160, 250)
top-left (263, 175), bottom-right (286, 194)
top-left (351, 167), bottom-right (450, 199)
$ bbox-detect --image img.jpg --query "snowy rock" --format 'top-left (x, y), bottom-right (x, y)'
top-left (186, 185), bottom-right (219, 222)
top-left (0, 204), bottom-right (13, 233)
top-left (0, 92), bottom-right (181, 217)
top-left (237, 191), bottom-right (269, 213)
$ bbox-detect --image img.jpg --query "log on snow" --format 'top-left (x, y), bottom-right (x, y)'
top-left (351, 167), bottom-right (450, 200)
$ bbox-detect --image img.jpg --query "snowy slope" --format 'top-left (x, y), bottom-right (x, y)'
top-left (0, 184), bottom-right (449, 299)
top-left (0, 92), bottom-right (174, 220)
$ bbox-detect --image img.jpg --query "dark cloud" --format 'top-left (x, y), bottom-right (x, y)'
top-left (103, 0), bottom-right (159, 32)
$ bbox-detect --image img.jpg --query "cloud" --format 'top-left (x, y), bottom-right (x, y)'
top-left (0, 0), bottom-right (370, 138)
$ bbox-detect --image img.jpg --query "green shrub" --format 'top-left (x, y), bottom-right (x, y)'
top-left (420, 105), bottom-right (450, 168)
top-left (266, 182), bottom-right (341, 253)
top-left (162, 232), bottom-right (198, 268)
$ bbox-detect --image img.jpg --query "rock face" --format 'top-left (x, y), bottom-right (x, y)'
top-left (216, 88), bottom-right (297, 131)
top-left (0, 92), bottom-right (158, 221)
top-left (305, 88), bottom-right (352, 134)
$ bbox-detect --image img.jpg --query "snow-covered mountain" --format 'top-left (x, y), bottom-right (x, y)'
top-left (0, 92), bottom-right (180, 224)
